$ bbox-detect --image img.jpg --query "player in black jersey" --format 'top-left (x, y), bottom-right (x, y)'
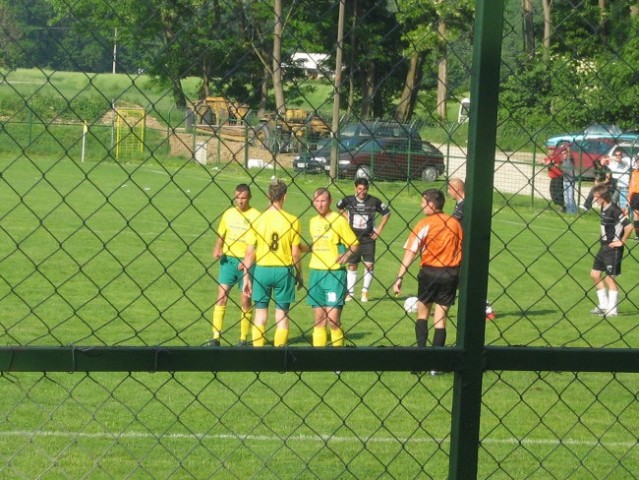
top-left (589, 184), bottom-right (633, 317)
top-left (336, 178), bottom-right (391, 302)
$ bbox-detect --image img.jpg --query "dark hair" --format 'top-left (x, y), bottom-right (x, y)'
top-left (592, 184), bottom-right (612, 202)
top-left (235, 183), bottom-right (251, 196)
top-left (422, 188), bottom-right (445, 211)
top-left (354, 178), bottom-right (369, 187)
top-left (268, 179), bottom-right (288, 202)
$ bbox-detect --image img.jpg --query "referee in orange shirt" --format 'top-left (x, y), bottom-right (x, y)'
top-left (393, 189), bottom-right (463, 352)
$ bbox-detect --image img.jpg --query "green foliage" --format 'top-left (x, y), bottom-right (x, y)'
top-left (0, 92), bottom-right (109, 122)
top-left (0, 2), bottom-right (24, 68)
top-left (500, 52), bottom-right (602, 138)
top-left (584, 20), bottom-right (639, 130)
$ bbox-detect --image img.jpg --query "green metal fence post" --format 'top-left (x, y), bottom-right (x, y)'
top-left (448, 1), bottom-right (505, 479)
top-left (244, 122), bottom-right (249, 169)
top-left (532, 133), bottom-right (538, 207)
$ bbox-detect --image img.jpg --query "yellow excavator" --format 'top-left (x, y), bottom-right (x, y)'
top-left (191, 97), bottom-right (330, 152)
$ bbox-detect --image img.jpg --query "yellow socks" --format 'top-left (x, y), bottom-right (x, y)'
top-left (313, 327), bottom-right (344, 346)
top-left (330, 327), bottom-right (345, 347)
top-left (240, 308), bottom-right (252, 342)
top-left (251, 326), bottom-right (288, 346)
top-left (252, 325), bottom-right (266, 347)
top-left (274, 328), bottom-right (289, 347)
top-left (313, 327), bottom-right (328, 347)
top-left (212, 305), bottom-right (226, 339)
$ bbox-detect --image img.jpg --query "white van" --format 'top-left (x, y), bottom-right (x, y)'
top-left (457, 98), bottom-right (471, 123)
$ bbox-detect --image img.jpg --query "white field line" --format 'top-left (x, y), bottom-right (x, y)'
top-left (0, 429), bottom-right (635, 449)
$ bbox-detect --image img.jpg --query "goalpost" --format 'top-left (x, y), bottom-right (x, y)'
top-left (114, 107), bottom-right (146, 159)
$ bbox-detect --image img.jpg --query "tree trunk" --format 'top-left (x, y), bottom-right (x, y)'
top-left (395, 52), bottom-right (422, 123)
top-left (542, 0), bottom-right (552, 55)
top-left (162, 26), bottom-right (187, 109)
top-left (347, 0), bottom-right (357, 117)
top-left (360, 64), bottom-right (375, 119)
top-left (598, 0), bottom-right (607, 40)
top-left (258, 64), bottom-right (270, 118)
top-left (522, 0), bottom-right (535, 56)
top-left (171, 79), bottom-right (187, 109)
top-left (272, 0), bottom-right (285, 117)
top-left (200, 58), bottom-right (211, 99)
top-left (436, 20), bottom-right (447, 120)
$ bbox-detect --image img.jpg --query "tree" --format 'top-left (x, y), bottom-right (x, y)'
top-left (522, 0), bottom-right (535, 57)
top-left (542, 0), bottom-right (552, 56)
top-left (0, 2), bottom-right (24, 69)
top-left (394, 0), bottom-right (437, 122)
top-left (394, 0), bottom-right (473, 123)
top-left (272, 0), bottom-right (285, 116)
top-left (345, 0), bottom-right (404, 118)
top-left (47, 0), bottom-right (236, 108)
top-left (1, 0), bottom-right (68, 70)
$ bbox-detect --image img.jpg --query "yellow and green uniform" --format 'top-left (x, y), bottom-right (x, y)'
top-left (218, 207), bottom-right (260, 259)
top-left (307, 211), bottom-right (359, 347)
top-left (246, 207), bottom-right (301, 308)
top-left (307, 212), bottom-right (358, 308)
top-left (212, 206), bottom-right (259, 342)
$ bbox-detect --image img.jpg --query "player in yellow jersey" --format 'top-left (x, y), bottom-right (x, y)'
top-left (307, 188), bottom-right (359, 347)
top-left (210, 184), bottom-right (260, 346)
top-left (243, 179), bottom-right (303, 347)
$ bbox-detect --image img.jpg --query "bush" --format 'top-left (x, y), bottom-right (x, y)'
top-left (0, 93), bottom-right (110, 123)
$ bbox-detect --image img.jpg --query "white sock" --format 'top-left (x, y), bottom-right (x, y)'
top-left (596, 289), bottom-right (609, 310)
top-left (608, 290), bottom-right (618, 313)
top-left (347, 270), bottom-right (357, 295)
top-left (362, 269), bottom-right (374, 292)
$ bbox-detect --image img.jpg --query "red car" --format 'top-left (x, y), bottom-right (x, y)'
top-left (543, 138), bottom-right (615, 179)
top-left (336, 137), bottom-right (445, 182)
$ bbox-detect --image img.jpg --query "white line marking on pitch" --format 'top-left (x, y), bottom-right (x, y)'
top-left (0, 430), bottom-right (635, 449)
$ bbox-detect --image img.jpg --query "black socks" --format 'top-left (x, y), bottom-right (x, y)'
top-left (415, 319), bottom-right (428, 348)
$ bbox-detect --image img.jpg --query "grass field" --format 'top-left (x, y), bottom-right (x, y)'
top-left (1, 154), bottom-right (637, 349)
top-left (1, 68), bottom-right (638, 478)
top-left (1, 150), bottom-right (638, 478)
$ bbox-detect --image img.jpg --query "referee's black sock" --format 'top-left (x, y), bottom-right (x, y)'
top-left (415, 319), bottom-right (428, 348)
top-left (432, 328), bottom-right (447, 347)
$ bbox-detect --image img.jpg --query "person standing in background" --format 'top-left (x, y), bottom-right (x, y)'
top-left (560, 149), bottom-right (577, 214)
top-left (337, 178), bottom-right (391, 303)
top-left (628, 155), bottom-right (639, 238)
top-left (210, 184), bottom-right (259, 346)
top-left (608, 147), bottom-right (631, 212)
top-left (544, 147), bottom-right (566, 212)
top-left (448, 177), bottom-right (466, 222)
top-left (447, 178), bottom-right (495, 321)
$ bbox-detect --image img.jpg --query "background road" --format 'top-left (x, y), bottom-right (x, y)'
top-left (442, 144), bottom-right (557, 203)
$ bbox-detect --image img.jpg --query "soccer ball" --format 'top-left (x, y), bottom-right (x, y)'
top-left (403, 296), bottom-right (419, 313)
top-left (485, 302), bottom-right (496, 321)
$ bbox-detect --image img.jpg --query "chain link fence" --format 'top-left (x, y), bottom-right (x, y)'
top-left (1, 0), bottom-right (638, 478)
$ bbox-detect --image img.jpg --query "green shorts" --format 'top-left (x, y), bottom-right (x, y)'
top-left (307, 269), bottom-right (347, 308)
top-left (217, 255), bottom-right (246, 290)
top-left (251, 265), bottom-right (296, 310)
